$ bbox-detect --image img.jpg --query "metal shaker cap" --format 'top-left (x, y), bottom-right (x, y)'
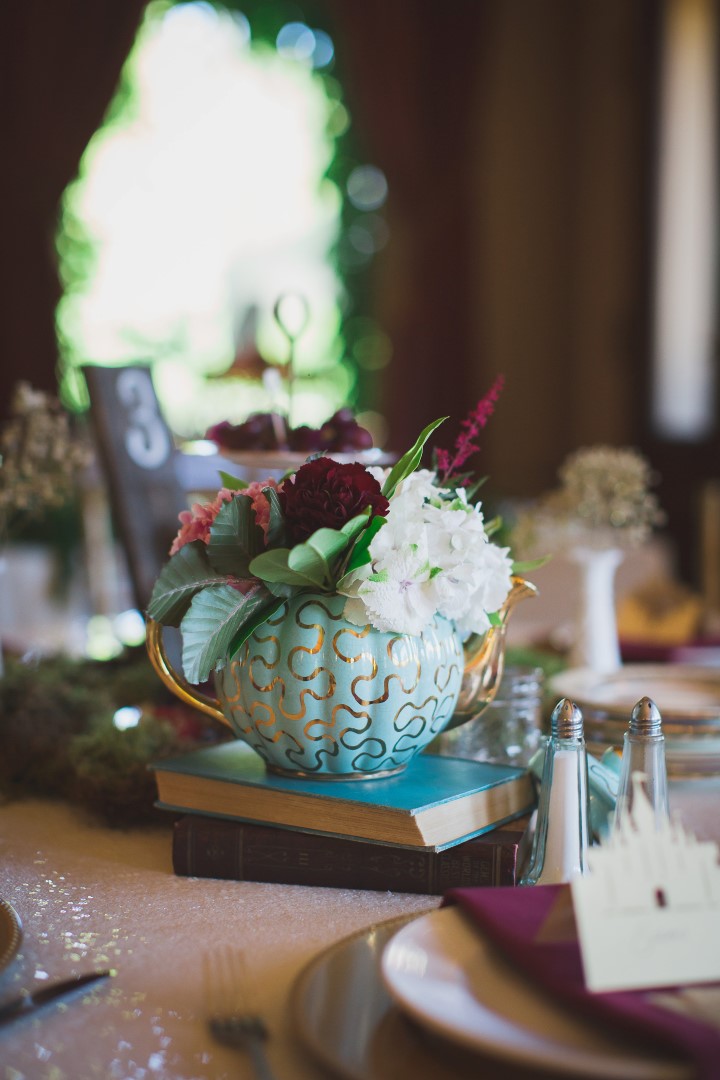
top-left (551, 698), bottom-right (584, 739)
top-left (629, 696), bottom-right (662, 736)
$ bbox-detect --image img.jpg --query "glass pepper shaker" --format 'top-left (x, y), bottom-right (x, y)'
top-left (520, 698), bottom-right (591, 886)
top-left (613, 696), bottom-right (670, 833)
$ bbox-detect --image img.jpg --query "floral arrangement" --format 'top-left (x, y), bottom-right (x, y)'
top-left (512, 444), bottom-right (665, 557)
top-left (206, 408), bottom-right (373, 454)
top-left (0, 382), bottom-right (90, 542)
top-left (149, 379), bottom-right (528, 685)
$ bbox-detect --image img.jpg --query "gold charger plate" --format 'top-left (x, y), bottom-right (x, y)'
top-left (0, 898), bottom-right (22, 973)
top-left (290, 909), bottom-right (691, 1080)
top-left (291, 911), bottom-right (489, 1080)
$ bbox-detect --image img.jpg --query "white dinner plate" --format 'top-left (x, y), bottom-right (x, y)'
top-left (550, 665), bottom-right (720, 725)
top-left (0, 898), bottom-right (22, 973)
top-left (380, 907), bottom-right (691, 1079)
top-left (549, 665), bottom-right (720, 776)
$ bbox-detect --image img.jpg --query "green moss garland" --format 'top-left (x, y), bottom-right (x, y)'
top-left (0, 648), bottom-right (225, 827)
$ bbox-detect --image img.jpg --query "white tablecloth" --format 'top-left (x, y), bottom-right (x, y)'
top-left (1, 781), bottom-right (718, 1079)
top-left (0, 799), bottom-right (433, 1080)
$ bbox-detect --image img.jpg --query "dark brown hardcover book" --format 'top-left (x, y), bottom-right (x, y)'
top-left (172, 816), bottom-right (531, 893)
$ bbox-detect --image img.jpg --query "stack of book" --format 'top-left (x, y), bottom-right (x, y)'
top-left (152, 743), bottom-right (536, 894)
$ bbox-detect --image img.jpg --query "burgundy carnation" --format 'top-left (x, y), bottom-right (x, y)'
top-left (280, 458), bottom-right (389, 544)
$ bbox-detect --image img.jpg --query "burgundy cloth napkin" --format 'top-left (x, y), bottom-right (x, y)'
top-left (443, 884), bottom-right (720, 1080)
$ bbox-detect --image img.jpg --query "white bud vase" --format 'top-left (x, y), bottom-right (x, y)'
top-left (567, 546), bottom-right (623, 673)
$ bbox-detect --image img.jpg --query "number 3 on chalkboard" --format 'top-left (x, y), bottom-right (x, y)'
top-left (83, 363), bottom-right (187, 608)
top-left (116, 368), bottom-right (172, 470)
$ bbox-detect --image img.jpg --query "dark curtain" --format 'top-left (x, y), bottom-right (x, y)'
top-left (327, 0), bottom-right (489, 452)
top-left (328, 1), bottom-right (657, 497)
top-left (0, 0), bottom-right (148, 419)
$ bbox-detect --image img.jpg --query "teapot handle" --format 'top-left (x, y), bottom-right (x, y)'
top-left (145, 617), bottom-right (232, 728)
top-left (445, 576), bottom-right (538, 733)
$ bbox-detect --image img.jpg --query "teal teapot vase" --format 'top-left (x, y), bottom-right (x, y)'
top-left (146, 578), bottom-right (536, 779)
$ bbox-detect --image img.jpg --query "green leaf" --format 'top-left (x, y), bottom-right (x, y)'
top-left (342, 548), bottom-right (371, 576)
top-left (382, 416), bottom-right (447, 499)
top-left (487, 611), bottom-right (503, 627)
top-left (147, 541), bottom-right (227, 627)
top-left (305, 528), bottom-right (348, 563)
top-left (288, 544), bottom-right (329, 586)
top-left (341, 511), bottom-right (371, 541)
top-left (306, 517), bottom-right (370, 567)
top-left (264, 487), bottom-right (287, 548)
top-left (180, 584), bottom-right (275, 684)
top-left (207, 495), bottom-right (264, 576)
top-left (249, 548), bottom-right (324, 589)
top-left (512, 556), bottom-right (551, 572)
top-left (264, 579), bottom-right (298, 599)
top-left (218, 471), bottom-right (248, 491)
top-left (227, 595), bottom-right (286, 661)
top-left (484, 515), bottom-right (502, 537)
top-left (343, 514), bottom-right (386, 575)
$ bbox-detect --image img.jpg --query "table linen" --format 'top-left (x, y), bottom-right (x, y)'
top-left (1, 778), bottom-right (718, 1078)
top-left (0, 799), bottom-right (431, 1079)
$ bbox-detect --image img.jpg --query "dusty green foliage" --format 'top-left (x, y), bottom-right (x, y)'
top-left (0, 649), bottom-right (223, 826)
top-left (68, 716), bottom-right (184, 827)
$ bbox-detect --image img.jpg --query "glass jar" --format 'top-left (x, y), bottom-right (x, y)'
top-left (434, 664), bottom-right (544, 767)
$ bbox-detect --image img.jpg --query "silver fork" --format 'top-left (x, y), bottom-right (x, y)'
top-left (203, 947), bottom-right (278, 1080)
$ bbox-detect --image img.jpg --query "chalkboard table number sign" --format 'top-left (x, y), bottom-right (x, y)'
top-left (83, 364), bottom-right (187, 611)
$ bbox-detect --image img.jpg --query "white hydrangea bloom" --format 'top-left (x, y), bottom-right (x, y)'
top-left (452, 541), bottom-right (514, 637)
top-left (344, 543), bottom-right (437, 636)
top-left (340, 473), bottom-right (513, 637)
top-left (393, 468), bottom-right (444, 505)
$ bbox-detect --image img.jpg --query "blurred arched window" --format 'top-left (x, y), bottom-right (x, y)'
top-left (56, 1), bottom-right (386, 441)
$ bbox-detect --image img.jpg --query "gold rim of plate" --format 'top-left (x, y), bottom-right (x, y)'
top-left (0, 898), bottom-right (23, 972)
top-left (290, 912), bottom-right (427, 1080)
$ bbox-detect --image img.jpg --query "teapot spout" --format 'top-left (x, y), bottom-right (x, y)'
top-left (444, 576), bottom-right (538, 732)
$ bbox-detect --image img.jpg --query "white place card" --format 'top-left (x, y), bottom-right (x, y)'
top-left (571, 775), bottom-right (720, 993)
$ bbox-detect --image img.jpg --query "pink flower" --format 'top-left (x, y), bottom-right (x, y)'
top-left (435, 375), bottom-right (505, 487)
top-left (170, 488), bottom-right (234, 554)
top-left (169, 479), bottom-right (279, 555)
top-left (243, 478), bottom-right (278, 537)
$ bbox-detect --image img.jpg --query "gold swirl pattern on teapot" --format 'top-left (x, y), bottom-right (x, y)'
top-left (146, 577), bottom-right (536, 778)
top-left (214, 594), bottom-right (463, 776)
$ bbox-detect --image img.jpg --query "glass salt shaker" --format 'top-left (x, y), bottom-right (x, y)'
top-left (613, 696), bottom-right (670, 833)
top-left (520, 698), bottom-right (590, 886)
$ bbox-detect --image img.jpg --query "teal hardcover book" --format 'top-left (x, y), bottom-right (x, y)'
top-left (152, 743), bottom-right (536, 851)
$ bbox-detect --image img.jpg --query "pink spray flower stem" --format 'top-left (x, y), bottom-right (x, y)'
top-left (435, 375), bottom-right (505, 487)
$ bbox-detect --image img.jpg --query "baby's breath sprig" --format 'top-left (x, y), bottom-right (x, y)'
top-left (0, 383), bottom-right (91, 541)
top-left (512, 445), bottom-right (665, 558)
